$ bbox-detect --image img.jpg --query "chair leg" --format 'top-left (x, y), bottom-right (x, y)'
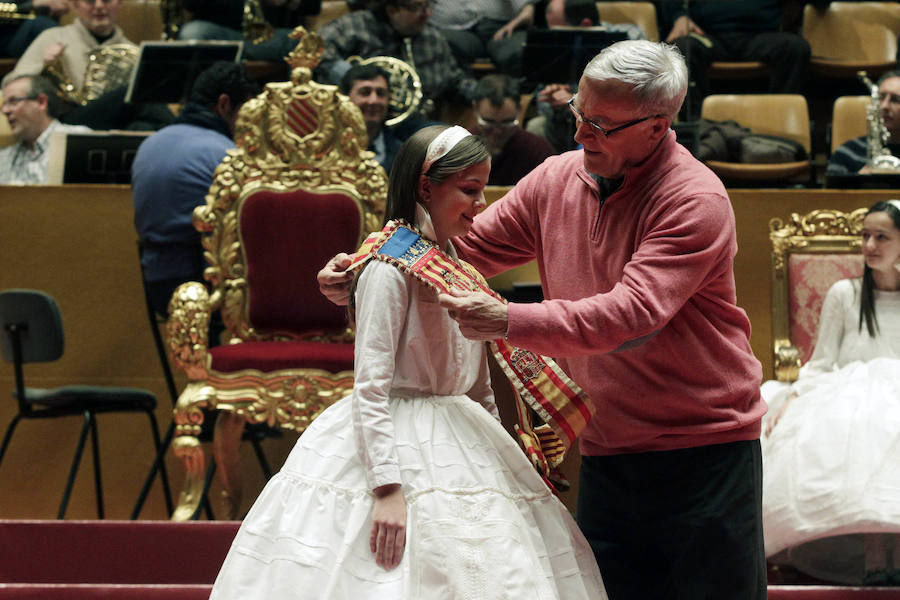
top-left (130, 419), bottom-right (175, 519)
top-left (88, 412), bottom-right (104, 519)
top-left (58, 411), bottom-right (92, 519)
top-left (190, 456), bottom-right (218, 521)
top-left (0, 416), bottom-right (23, 468)
top-left (249, 433), bottom-right (273, 480)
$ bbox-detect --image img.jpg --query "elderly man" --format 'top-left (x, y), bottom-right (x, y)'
top-left (316, 0), bottom-right (477, 110)
top-left (339, 63), bottom-right (402, 173)
top-left (319, 40), bottom-right (766, 599)
top-left (0, 74), bottom-right (90, 184)
top-left (827, 70), bottom-right (900, 176)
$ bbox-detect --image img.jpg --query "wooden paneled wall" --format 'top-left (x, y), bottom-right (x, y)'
top-left (1, 185), bottom-right (897, 519)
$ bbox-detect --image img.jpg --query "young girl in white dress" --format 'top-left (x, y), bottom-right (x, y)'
top-left (763, 200), bottom-right (900, 585)
top-left (209, 125), bottom-right (607, 599)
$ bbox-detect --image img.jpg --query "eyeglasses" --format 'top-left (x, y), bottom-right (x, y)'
top-left (398, 0), bottom-right (429, 13)
top-left (1, 95), bottom-right (37, 109)
top-left (476, 114), bottom-right (519, 129)
top-left (567, 97), bottom-right (660, 137)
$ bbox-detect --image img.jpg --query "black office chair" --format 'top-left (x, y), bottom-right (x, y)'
top-left (130, 244), bottom-right (276, 520)
top-left (0, 288), bottom-right (172, 519)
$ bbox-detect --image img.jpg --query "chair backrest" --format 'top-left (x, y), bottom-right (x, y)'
top-left (802, 2), bottom-right (900, 63)
top-left (195, 27), bottom-right (387, 342)
top-left (831, 95), bottom-right (870, 154)
top-left (701, 94), bottom-right (811, 152)
top-left (0, 289), bottom-right (65, 365)
top-left (595, 1), bottom-right (659, 42)
top-left (768, 208), bottom-right (867, 381)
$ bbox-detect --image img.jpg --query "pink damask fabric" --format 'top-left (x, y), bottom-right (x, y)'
top-left (788, 254), bottom-right (864, 363)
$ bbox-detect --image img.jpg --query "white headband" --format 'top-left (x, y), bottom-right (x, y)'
top-left (888, 199), bottom-right (900, 212)
top-left (421, 125), bottom-right (471, 175)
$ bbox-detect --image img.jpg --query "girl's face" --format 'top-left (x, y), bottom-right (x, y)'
top-left (861, 210), bottom-right (900, 273)
top-left (421, 159), bottom-right (490, 247)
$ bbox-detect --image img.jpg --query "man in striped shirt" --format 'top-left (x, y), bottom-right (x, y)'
top-left (0, 74), bottom-right (90, 184)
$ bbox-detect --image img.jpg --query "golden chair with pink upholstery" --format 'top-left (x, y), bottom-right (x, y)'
top-left (165, 28), bottom-right (387, 520)
top-left (769, 207), bottom-right (868, 382)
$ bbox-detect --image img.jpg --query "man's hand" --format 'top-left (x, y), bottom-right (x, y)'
top-left (317, 253), bottom-right (354, 306)
top-left (42, 41), bottom-right (65, 65)
top-left (666, 15), bottom-right (704, 43)
top-left (538, 83), bottom-right (573, 109)
top-left (438, 290), bottom-right (509, 341)
top-left (370, 484), bottom-right (406, 570)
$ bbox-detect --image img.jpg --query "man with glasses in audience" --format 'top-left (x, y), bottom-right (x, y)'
top-left (319, 39), bottom-right (766, 600)
top-left (0, 74), bottom-right (90, 184)
top-left (471, 73), bottom-right (555, 185)
top-left (317, 0), bottom-right (477, 128)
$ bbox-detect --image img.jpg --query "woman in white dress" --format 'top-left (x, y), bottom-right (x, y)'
top-left (763, 199), bottom-right (900, 585)
top-left (209, 125), bottom-right (607, 599)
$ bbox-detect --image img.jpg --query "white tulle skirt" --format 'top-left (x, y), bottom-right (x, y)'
top-left (762, 358), bottom-right (900, 583)
top-left (210, 393), bottom-right (606, 599)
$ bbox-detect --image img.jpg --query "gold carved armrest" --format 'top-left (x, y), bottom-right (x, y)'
top-left (773, 338), bottom-right (801, 383)
top-left (166, 281), bottom-right (212, 381)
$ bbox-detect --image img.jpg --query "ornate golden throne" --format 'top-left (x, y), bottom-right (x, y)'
top-left (165, 28), bottom-right (387, 521)
top-left (769, 207), bottom-right (867, 382)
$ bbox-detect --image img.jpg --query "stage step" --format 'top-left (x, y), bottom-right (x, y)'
top-left (0, 584), bottom-right (212, 599)
top-left (768, 586), bottom-right (900, 599)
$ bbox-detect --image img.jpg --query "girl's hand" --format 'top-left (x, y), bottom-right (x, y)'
top-left (765, 392), bottom-right (796, 437)
top-left (370, 484), bottom-right (407, 570)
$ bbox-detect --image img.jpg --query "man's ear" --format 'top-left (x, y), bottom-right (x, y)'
top-left (35, 92), bottom-right (49, 113)
top-left (215, 93), bottom-right (233, 119)
top-left (417, 175), bottom-right (431, 202)
top-left (648, 116), bottom-right (671, 143)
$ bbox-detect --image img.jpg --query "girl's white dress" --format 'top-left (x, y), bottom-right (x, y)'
top-left (210, 259), bottom-right (607, 599)
top-left (762, 278), bottom-right (900, 583)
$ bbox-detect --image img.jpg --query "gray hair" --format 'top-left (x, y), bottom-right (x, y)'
top-left (582, 40), bottom-right (688, 119)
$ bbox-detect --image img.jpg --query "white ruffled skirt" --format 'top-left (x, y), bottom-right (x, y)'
top-left (210, 393), bottom-right (606, 599)
top-left (762, 358), bottom-right (900, 583)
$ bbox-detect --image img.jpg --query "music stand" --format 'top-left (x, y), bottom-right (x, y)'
top-left (124, 41), bottom-right (244, 105)
top-left (46, 130), bottom-right (152, 184)
top-left (521, 28), bottom-right (630, 86)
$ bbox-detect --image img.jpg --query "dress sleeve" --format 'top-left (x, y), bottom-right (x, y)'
top-left (467, 352), bottom-right (500, 422)
top-left (351, 261), bottom-right (409, 490)
top-left (795, 280), bottom-right (848, 387)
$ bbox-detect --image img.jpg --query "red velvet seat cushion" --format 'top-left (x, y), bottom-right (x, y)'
top-left (209, 340), bottom-right (354, 373)
top-left (240, 188), bottom-right (362, 336)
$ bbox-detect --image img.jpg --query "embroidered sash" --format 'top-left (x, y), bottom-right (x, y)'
top-left (349, 221), bottom-right (593, 490)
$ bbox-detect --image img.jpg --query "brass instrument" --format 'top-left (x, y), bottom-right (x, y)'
top-left (0, 2), bottom-right (34, 21)
top-left (44, 44), bottom-right (139, 106)
top-left (858, 70), bottom-right (900, 173)
top-left (346, 55), bottom-right (428, 126)
top-left (243, 0), bottom-right (273, 44)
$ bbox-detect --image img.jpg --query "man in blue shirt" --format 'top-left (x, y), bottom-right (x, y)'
top-left (132, 61), bottom-right (259, 316)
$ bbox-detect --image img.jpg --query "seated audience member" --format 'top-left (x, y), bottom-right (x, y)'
top-left (661, 0), bottom-right (810, 120)
top-left (2, 0), bottom-right (173, 131)
top-left (526, 0), bottom-right (645, 153)
top-left (132, 61), bottom-right (259, 318)
top-left (471, 73), bottom-right (555, 185)
top-left (428, 0), bottom-right (536, 76)
top-left (0, 74), bottom-right (90, 184)
top-left (828, 70), bottom-right (900, 176)
top-left (0, 0), bottom-right (67, 58)
top-left (316, 0), bottom-right (477, 112)
top-left (762, 200), bottom-right (900, 585)
top-left (177, 0), bottom-right (321, 62)
top-left (339, 63), bottom-right (402, 173)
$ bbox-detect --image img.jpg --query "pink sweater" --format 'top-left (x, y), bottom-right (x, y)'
top-left (456, 132), bottom-right (765, 455)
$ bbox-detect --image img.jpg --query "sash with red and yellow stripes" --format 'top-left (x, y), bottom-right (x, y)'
top-left (349, 221), bottom-right (593, 491)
